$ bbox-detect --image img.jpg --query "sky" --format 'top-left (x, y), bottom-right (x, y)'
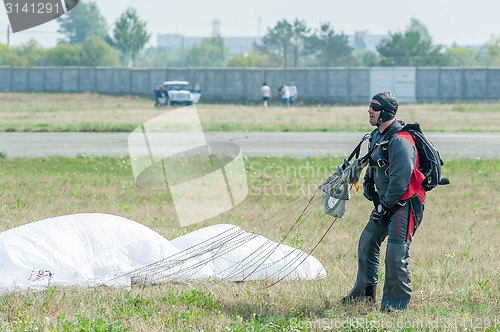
top-left (1, 0), bottom-right (499, 48)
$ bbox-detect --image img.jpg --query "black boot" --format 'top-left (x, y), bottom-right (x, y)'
top-left (365, 284), bottom-right (377, 303)
top-left (341, 285), bottom-right (377, 304)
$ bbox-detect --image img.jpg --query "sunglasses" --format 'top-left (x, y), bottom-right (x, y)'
top-left (369, 104), bottom-right (384, 112)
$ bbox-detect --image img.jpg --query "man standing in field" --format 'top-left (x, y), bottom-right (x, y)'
top-left (289, 81), bottom-right (298, 107)
top-left (280, 83), bottom-right (290, 107)
top-left (261, 82), bottom-right (271, 108)
top-left (342, 92), bottom-right (426, 312)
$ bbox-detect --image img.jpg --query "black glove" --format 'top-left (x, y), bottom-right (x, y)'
top-left (372, 203), bottom-right (391, 224)
top-left (363, 178), bottom-right (381, 209)
top-left (363, 180), bottom-right (377, 202)
top-left (363, 167), bottom-right (377, 201)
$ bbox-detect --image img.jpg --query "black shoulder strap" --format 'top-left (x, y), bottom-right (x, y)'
top-left (379, 124), bottom-right (403, 163)
top-left (347, 133), bottom-right (371, 162)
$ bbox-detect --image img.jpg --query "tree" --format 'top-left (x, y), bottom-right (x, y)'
top-left (0, 40), bottom-right (49, 66)
top-left (15, 40), bottom-right (45, 66)
top-left (227, 53), bottom-right (257, 67)
top-left (290, 19), bottom-right (311, 67)
top-left (232, 51), bottom-right (281, 67)
top-left (444, 47), bottom-right (480, 66)
top-left (406, 18), bottom-right (432, 44)
top-left (377, 30), bottom-right (443, 66)
top-left (305, 23), bottom-right (353, 67)
top-left (57, 1), bottom-right (108, 44)
top-left (261, 20), bottom-right (294, 67)
top-left (136, 47), bottom-right (183, 68)
top-left (184, 37), bottom-right (228, 67)
top-left (352, 49), bottom-right (380, 67)
top-left (0, 43), bottom-right (23, 66)
top-left (108, 8), bottom-right (151, 67)
top-left (481, 35), bottom-right (500, 66)
top-left (41, 44), bottom-right (80, 66)
top-left (79, 37), bottom-right (120, 66)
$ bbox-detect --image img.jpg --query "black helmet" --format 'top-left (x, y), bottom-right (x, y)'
top-left (370, 92), bottom-right (398, 125)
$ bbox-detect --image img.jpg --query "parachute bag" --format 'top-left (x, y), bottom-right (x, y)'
top-left (385, 123), bottom-right (449, 191)
top-left (319, 158), bottom-right (367, 219)
top-left (403, 123), bottom-right (449, 191)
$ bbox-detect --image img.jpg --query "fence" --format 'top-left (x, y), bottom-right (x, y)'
top-left (1, 66), bottom-right (499, 103)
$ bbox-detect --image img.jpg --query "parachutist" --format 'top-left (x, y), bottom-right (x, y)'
top-left (342, 92), bottom-right (429, 312)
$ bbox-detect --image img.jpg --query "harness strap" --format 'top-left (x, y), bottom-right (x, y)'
top-left (359, 138), bottom-right (392, 165)
top-left (348, 133), bottom-right (370, 162)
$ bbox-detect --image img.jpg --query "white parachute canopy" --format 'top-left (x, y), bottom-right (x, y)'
top-left (0, 213), bottom-right (326, 293)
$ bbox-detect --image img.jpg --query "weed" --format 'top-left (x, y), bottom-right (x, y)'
top-left (57, 311), bottom-right (128, 331)
top-left (476, 278), bottom-right (491, 292)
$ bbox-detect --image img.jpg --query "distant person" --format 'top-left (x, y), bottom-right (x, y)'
top-left (280, 83), bottom-right (290, 107)
top-left (155, 85), bottom-right (168, 107)
top-left (261, 82), bottom-right (272, 108)
top-left (289, 81), bottom-right (298, 107)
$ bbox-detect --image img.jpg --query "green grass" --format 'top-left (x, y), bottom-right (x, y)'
top-left (0, 156), bottom-right (498, 330)
top-left (1, 93), bottom-right (500, 132)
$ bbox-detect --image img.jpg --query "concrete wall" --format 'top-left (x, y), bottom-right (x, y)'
top-left (416, 68), bottom-right (500, 102)
top-left (1, 66), bottom-right (499, 103)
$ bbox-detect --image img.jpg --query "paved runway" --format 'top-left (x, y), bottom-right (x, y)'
top-left (1, 132), bottom-right (499, 159)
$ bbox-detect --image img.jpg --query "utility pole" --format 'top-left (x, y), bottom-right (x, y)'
top-left (7, 25), bottom-right (10, 46)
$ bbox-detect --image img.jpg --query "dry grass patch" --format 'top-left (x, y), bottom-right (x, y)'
top-left (1, 93), bottom-right (500, 132)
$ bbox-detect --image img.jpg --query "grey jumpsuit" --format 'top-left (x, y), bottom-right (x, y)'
top-left (345, 120), bottom-right (425, 311)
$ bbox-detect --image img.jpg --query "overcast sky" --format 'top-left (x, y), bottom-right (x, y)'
top-left (1, 0), bottom-right (499, 48)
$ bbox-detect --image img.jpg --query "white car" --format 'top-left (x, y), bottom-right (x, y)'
top-left (162, 80), bottom-right (201, 105)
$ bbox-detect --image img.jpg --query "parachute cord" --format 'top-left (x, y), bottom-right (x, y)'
top-left (111, 195), bottom-right (308, 283)
top-left (282, 188), bottom-right (319, 240)
top-left (266, 216), bottom-right (338, 288)
top-left (232, 188), bottom-right (320, 285)
top-left (225, 197), bottom-right (324, 283)
top-left (262, 181), bottom-right (362, 282)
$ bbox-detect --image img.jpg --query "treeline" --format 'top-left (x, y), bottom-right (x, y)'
top-left (0, 2), bottom-right (149, 67)
top-left (0, 38), bottom-right (119, 67)
top-left (1, 2), bottom-right (500, 68)
top-left (219, 18), bottom-right (500, 68)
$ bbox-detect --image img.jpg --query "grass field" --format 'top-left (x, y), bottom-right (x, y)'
top-left (0, 156), bottom-right (498, 331)
top-left (1, 92), bottom-right (500, 132)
